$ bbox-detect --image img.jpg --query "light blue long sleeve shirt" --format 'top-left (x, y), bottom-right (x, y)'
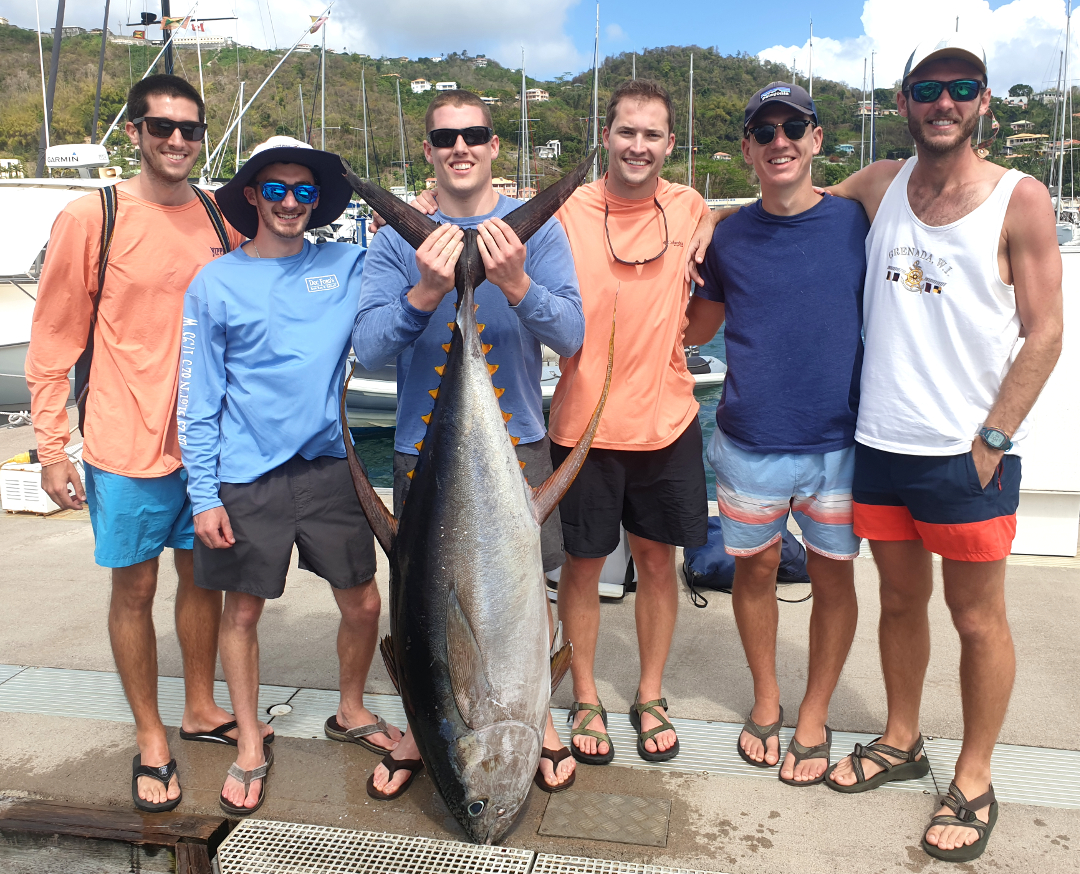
top-left (352, 195), bottom-right (583, 454)
top-left (179, 241), bottom-right (365, 515)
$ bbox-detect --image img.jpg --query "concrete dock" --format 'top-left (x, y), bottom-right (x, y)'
top-left (1, 417), bottom-right (1078, 873)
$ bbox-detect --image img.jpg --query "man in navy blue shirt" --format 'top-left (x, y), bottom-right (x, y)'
top-left (686, 83), bottom-right (869, 787)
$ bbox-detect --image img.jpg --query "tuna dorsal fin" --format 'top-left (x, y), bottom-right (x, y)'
top-left (340, 366), bottom-right (397, 554)
top-left (550, 641), bottom-right (573, 694)
top-left (446, 589), bottom-right (511, 729)
top-left (501, 149), bottom-right (597, 246)
top-left (531, 292), bottom-right (617, 525)
top-left (379, 635), bottom-right (400, 694)
top-left (340, 157), bottom-right (438, 251)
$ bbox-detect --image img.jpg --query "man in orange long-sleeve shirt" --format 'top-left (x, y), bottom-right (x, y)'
top-left (25, 75), bottom-right (263, 812)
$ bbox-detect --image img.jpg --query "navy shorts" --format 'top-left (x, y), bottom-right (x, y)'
top-left (852, 442), bottom-right (1021, 562)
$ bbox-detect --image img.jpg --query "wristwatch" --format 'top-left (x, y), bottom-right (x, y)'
top-left (979, 426), bottom-right (1013, 452)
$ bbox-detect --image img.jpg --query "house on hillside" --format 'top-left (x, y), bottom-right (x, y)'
top-left (425, 177), bottom-right (437, 189)
top-left (52, 26), bottom-right (86, 38)
top-left (411, 79), bottom-right (432, 93)
top-left (1004, 132), bottom-right (1049, 154)
top-left (436, 81), bottom-right (458, 91)
top-left (481, 96), bottom-right (501, 105)
top-left (525, 88), bottom-right (550, 102)
top-left (293, 44), bottom-right (313, 53)
top-left (835, 144), bottom-right (855, 155)
top-left (711, 151), bottom-right (731, 160)
top-left (536, 140), bottom-right (561, 159)
top-left (491, 177), bottom-right (518, 197)
top-left (1048, 139), bottom-right (1080, 159)
top-left (1010, 120), bottom-right (1035, 132)
top-left (472, 56), bottom-right (488, 68)
top-left (381, 72), bottom-right (402, 79)
top-left (1003, 95), bottom-right (1029, 107)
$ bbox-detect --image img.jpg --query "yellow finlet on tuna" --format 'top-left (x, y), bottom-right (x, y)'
top-left (477, 323), bottom-right (486, 333)
top-left (510, 435), bottom-right (520, 446)
top-left (502, 411), bottom-right (513, 422)
top-left (415, 441), bottom-right (424, 451)
top-left (406, 470), bottom-right (414, 480)
top-left (435, 365), bottom-right (445, 376)
top-left (447, 322), bottom-right (455, 331)
top-left (488, 364), bottom-right (499, 375)
top-left (494, 387), bottom-right (505, 398)
top-left (519, 460), bottom-right (527, 469)
top-left (421, 413), bottom-right (432, 424)
top-left (442, 343), bottom-right (451, 352)
top-left (429, 388), bottom-right (439, 399)
top-left (482, 344), bottom-right (493, 354)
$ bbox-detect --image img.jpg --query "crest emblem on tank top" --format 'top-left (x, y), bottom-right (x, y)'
top-left (885, 259), bottom-right (947, 295)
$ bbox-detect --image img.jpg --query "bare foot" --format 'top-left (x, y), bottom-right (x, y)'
top-left (371, 729), bottom-right (421, 797)
top-left (538, 713), bottom-right (576, 789)
top-left (337, 705), bottom-right (402, 753)
top-left (136, 732), bottom-right (181, 805)
top-left (739, 702), bottom-right (781, 766)
top-left (570, 701), bottom-right (610, 758)
top-left (221, 745), bottom-right (268, 810)
top-left (924, 779), bottom-right (993, 852)
top-left (780, 723), bottom-right (828, 782)
top-left (637, 696), bottom-right (677, 755)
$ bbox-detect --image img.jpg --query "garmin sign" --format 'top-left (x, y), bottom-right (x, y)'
top-left (45, 144), bottom-right (109, 169)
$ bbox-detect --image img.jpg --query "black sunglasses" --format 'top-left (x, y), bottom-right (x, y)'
top-left (605, 194), bottom-right (669, 266)
top-left (905, 79), bottom-right (983, 103)
top-left (132, 116), bottom-right (208, 142)
top-left (746, 119), bottom-right (816, 145)
top-left (427, 126), bottom-right (494, 148)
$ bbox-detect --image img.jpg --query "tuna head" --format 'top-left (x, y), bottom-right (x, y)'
top-left (447, 721), bottom-right (541, 845)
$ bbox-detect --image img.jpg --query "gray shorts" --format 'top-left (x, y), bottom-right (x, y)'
top-left (393, 435), bottom-right (565, 573)
top-left (194, 454), bottom-right (377, 599)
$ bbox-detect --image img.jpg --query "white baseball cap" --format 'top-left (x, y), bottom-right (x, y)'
top-left (903, 32), bottom-right (987, 85)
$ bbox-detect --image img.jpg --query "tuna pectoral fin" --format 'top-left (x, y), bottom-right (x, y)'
top-left (447, 589), bottom-right (511, 729)
top-left (550, 642), bottom-right (573, 694)
top-left (340, 157), bottom-right (438, 251)
top-left (379, 635), bottom-right (401, 693)
top-left (341, 367), bottom-right (397, 555)
top-left (501, 149), bottom-right (597, 247)
top-left (531, 296), bottom-right (617, 525)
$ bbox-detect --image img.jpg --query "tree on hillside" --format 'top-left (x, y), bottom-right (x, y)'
top-left (1009, 84), bottom-right (1034, 98)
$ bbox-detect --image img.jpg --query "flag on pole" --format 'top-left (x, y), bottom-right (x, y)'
top-left (161, 16), bottom-right (190, 30)
top-left (132, 29), bottom-right (146, 39)
top-left (310, 15), bottom-right (329, 33)
top-left (189, 22), bottom-right (205, 31)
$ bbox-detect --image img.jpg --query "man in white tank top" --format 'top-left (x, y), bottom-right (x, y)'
top-left (814, 34), bottom-right (1063, 863)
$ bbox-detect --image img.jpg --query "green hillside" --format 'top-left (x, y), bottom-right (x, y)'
top-left (0, 25), bottom-right (1065, 195)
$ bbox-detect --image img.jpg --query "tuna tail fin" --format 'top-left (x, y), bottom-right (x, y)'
top-left (341, 365), bottom-right (397, 554)
top-left (379, 635), bottom-right (401, 694)
top-left (501, 148), bottom-right (596, 246)
top-left (531, 291), bottom-right (617, 525)
top-left (550, 641), bottom-right (573, 694)
top-left (340, 157), bottom-right (438, 251)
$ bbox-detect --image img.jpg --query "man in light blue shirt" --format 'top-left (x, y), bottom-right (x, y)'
top-left (354, 90), bottom-right (583, 798)
top-left (181, 137), bottom-right (402, 816)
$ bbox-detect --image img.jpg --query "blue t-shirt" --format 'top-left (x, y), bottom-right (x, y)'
top-left (179, 241), bottom-right (365, 514)
top-left (353, 195), bottom-right (583, 455)
top-left (697, 195), bottom-right (869, 454)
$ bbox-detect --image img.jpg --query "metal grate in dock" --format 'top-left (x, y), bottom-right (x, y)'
top-left (532, 856), bottom-right (717, 874)
top-left (216, 820), bottom-right (536, 874)
top-left (1, 664), bottom-right (1078, 809)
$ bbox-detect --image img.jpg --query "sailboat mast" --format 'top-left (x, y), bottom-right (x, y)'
top-left (870, 52), bottom-right (876, 162)
top-left (321, 20), bottom-right (327, 151)
top-left (397, 78), bottom-right (409, 196)
top-left (808, 19), bottom-right (813, 99)
top-left (299, 84), bottom-right (305, 142)
top-left (236, 80), bottom-right (244, 174)
top-left (687, 53), bottom-right (694, 188)
top-left (92, 0), bottom-right (112, 142)
top-left (591, 2), bottom-right (600, 181)
top-left (1057, 0), bottom-right (1073, 222)
top-left (362, 68), bottom-right (370, 179)
top-left (521, 51), bottom-right (531, 197)
top-left (860, 58), bottom-right (866, 169)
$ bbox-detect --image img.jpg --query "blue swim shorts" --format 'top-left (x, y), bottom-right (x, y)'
top-left (83, 463), bottom-right (195, 568)
top-left (707, 427), bottom-right (861, 560)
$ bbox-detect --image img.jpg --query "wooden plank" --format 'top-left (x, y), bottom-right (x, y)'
top-left (0, 797), bottom-right (230, 849)
top-left (176, 841), bottom-right (214, 874)
top-left (0, 831), bottom-right (174, 873)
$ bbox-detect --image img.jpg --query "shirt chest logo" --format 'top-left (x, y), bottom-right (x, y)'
top-left (885, 259), bottom-right (947, 296)
top-left (305, 274), bottom-right (340, 293)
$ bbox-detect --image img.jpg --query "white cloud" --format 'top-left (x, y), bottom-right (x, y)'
top-left (606, 23), bottom-right (627, 42)
top-left (759, 0), bottom-right (1073, 95)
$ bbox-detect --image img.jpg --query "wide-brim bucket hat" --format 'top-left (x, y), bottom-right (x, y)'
top-left (215, 136), bottom-right (352, 239)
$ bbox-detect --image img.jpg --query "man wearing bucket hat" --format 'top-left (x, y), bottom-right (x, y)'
top-left (797, 34), bottom-right (1061, 863)
top-left (684, 81), bottom-right (868, 788)
top-left (179, 137), bottom-right (402, 815)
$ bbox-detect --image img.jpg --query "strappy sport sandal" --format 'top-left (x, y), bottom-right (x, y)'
top-left (824, 734), bottom-right (930, 793)
top-left (737, 705), bottom-right (784, 768)
top-left (324, 714), bottom-right (398, 754)
top-left (366, 753), bottom-right (424, 800)
top-left (629, 696), bottom-right (680, 762)
top-left (921, 781), bottom-right (998, 862)
top-left (131, 755), bottom-right (182, 813)
top-left (568, 702), bottom-right (615, 765)
top-left (533, 746), bottom-right (576, 793)
top-left (778, 725), bottom-right (832, 786)
top-left (219, 744), bottom-right (274, 817)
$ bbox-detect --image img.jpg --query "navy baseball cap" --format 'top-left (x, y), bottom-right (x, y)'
top-left (744, 82), bottom-right (818, 131)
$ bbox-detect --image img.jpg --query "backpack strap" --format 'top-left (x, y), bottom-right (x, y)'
top-left (74, 185), bottom-right (119, 433)
top-left (189, 184), bottom-right (233, 253)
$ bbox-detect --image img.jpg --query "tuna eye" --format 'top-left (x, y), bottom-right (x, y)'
top-left (468, 800), bottom-right (486, 817)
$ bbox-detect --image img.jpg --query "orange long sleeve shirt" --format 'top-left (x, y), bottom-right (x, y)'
top-left (25, 188), bottom-right (242, 477)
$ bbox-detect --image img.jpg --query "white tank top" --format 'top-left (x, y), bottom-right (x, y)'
top-left (856, 157), bottom-right (1029, 456)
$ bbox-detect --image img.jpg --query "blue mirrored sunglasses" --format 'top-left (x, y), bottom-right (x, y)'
top-left (906, 79), bottom-right (982, 103)
top-left (260, 181), bottom-right (320, 204)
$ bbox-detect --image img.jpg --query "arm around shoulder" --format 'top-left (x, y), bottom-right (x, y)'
top-left (827, 159), bottom-right (903, 221)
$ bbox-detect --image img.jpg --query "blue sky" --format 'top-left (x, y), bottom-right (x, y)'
top-left (2, 0), bottom-right (1072, 92)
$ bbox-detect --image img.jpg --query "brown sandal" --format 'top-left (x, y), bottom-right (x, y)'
top-left (366, 753), bottom-right (424, 801)
top-left (533, 746), bottom-right (576, 793)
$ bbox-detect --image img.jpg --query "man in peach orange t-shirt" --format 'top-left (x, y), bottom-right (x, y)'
top-left (549, 80), bottom-right (709, 767)
top-left (25, 75), bottom-right (256, 813)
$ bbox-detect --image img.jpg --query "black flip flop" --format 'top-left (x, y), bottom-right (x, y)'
top-left (219, 744), bottom-right (274, 817)
top-left (737, 705), bottom-right (784, 768)
top-left (131, 754), bottom-right (182, 813)
top-left (366, 753), bottom-right (424, 800)
top-left (534, 746), bottom-right (576, 793)
top-left (778, 725), bottom-right (832, 786)
top-left (324, 714), bottom-right (397, 754)
top-left (180, 719), bottom-right (275, 747)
